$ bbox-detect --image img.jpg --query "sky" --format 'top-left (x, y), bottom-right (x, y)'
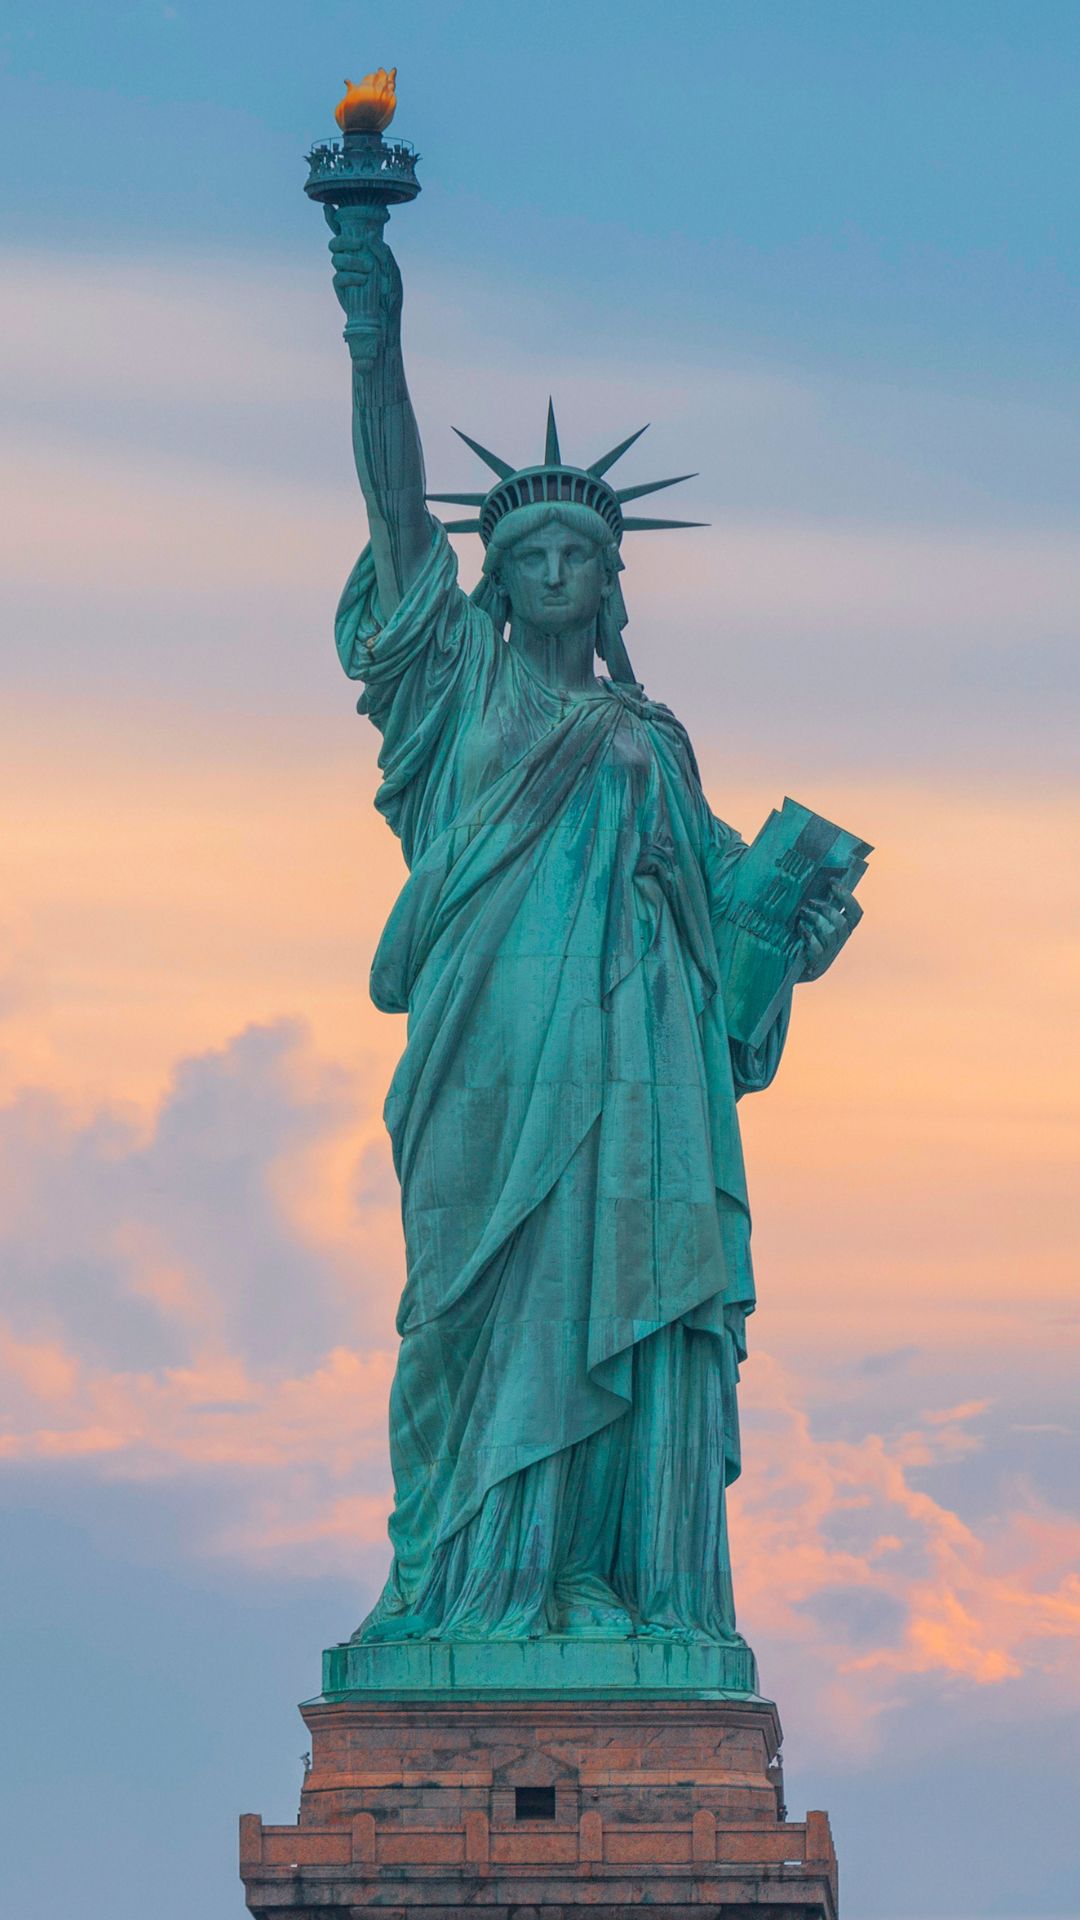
top-left (1, 4), bottom-right (1078, 1917)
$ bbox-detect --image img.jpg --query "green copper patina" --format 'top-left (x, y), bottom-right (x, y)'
top-left (305, 88), bottom-right (864, 1697)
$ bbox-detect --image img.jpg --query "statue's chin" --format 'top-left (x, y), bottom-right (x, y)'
top-left (509, 606), bottom-right (600, 637)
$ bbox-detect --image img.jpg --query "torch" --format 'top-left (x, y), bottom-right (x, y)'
top-left (303, 68), bottom-right (421, 365)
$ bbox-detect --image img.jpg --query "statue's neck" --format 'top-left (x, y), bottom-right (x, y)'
top-left (508, 620), bottom-right (600, 694)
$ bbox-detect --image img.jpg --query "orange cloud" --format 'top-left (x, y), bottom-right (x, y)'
top-left (729, 1353), bottom-right (1080, 1744)
top-left (0, 703), bottom-right (406, 1112)
top-left (4, 1295), bottom-right (1076, 1750)
top-left (5, 715), bottom-right (1077, 1330)
top-left (222, 1491), bottom-right (394, 1578)
top-left (0, 1317), bottom-right (394, 1478)
top-left (0, 1324), bottom-right (79, 1401)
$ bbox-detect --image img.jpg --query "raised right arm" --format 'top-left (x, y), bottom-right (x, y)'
top-left (328, 221), bottom-right (431, 618)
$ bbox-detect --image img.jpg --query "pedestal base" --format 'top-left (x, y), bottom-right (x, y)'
top-left (323, 1631), bottom-right (759, 1697)
top-left (240, 1690), bottom-right (838, 1918)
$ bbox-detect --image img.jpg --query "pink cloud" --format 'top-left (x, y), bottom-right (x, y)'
top-left (221, 1491), bottom-right (394, 1578)
top-left (2, 1259), bottom-right (1077, 1754)
top-left (0, 1001), bottom-right (1075, 1756)
top-left (0, 1319), bottom-right (394, 1477)
top-left (730, 1355), bottom-right (1080, 1745)
top-left (0, 1324), bottom-right (79, 1401)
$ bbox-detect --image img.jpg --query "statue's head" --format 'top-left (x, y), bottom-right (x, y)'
top-left (490, 506), bottom-right (615, 633)
top-left (475, 503), bottom-right (630, 674)
top-left (430, 404), bottom-right (702, 684)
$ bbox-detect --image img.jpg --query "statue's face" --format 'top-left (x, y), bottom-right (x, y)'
top-left (500, 523), bottom-right (606, 633)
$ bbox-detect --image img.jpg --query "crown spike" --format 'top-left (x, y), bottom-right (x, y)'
top-left (440, 517), bottom-right (483, 533)
top-left (451, 427), bottom-right (515, 481)
top-left (425, 491), bottom-right (489, 506)
top-left (588, 425), bottom-right (649, 477)
top-left (620, 515), bottom-right (708, 530)
top-left (615, 473), bottom-right (698, 504)
top-left (544, 398), bottom-right (561, 467)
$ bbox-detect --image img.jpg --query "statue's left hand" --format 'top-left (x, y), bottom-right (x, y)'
top-left (796, 881), bottom-right (862, 982)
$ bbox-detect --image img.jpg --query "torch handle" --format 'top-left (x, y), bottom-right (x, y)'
top-left (329, 200), bottom-right (391, 367)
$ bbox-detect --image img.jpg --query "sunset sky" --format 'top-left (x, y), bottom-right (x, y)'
top-left (2, 5), bottom-right (1078, 1918)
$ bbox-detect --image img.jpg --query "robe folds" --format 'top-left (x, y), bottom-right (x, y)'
top-left (337, 523), bottom-right (789, 1643)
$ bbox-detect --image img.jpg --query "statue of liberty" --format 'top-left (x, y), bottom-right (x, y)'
top-left (325, 216), bottom-right (861, 1656)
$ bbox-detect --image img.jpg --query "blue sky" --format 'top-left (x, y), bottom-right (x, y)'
top-left (2, 8), bottom-right (1078, 1920)
top-left (6, 0), bottom-right (1080, 386)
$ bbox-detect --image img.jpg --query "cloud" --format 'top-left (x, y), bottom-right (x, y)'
top-left (0, 704), bottom-right (410, 1110)
top-left (0, 1020), bottom-right (400, 1584)
top-left (731, 1355), bottom-right (1080, 1750)
top-left (0, 1018), bottom-right (401, 1376)
top-left (2, 243), bottom-right (1078, 1776)
top-left (2, 746), bottom-right (1076, 1335)
top-left (0, 1019), bottom-right (1076, 1754)
top-left (854, 1345), bottom-right (921, 1376)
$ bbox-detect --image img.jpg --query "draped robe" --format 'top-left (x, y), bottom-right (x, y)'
top-left (337, 525), bottom-right (790, 1643)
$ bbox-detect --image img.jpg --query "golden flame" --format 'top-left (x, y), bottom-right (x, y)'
top-left (335, 67), bottom-right (397, 134)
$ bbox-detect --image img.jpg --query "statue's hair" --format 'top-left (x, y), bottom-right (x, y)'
top-left (470, 503), bottom-right (636, 684)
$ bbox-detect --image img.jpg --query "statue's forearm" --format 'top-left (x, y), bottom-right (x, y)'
top-left (325, 213), bottom-right (431, 617)
top-left (351, 351), bottom-right (431, 616)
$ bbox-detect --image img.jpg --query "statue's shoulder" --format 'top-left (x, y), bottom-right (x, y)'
top-left (609, 681), bottom-right (704, 787)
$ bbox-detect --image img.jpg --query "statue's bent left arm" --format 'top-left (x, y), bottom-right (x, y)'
top-left (329, 225), bottom-right (431, 618)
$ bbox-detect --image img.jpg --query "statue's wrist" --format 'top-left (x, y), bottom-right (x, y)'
top-left (351, 340), bottom-right (407, 390)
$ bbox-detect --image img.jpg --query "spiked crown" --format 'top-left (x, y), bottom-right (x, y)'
top-left (427, 400), bottom-right (703, 546)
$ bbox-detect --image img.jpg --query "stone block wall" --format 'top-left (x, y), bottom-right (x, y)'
top-left (240, 1695), bottom-right (838, 1918)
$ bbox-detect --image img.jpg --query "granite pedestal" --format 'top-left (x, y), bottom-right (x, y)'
top-left (240, 1640), bottom-right (838, 1919)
